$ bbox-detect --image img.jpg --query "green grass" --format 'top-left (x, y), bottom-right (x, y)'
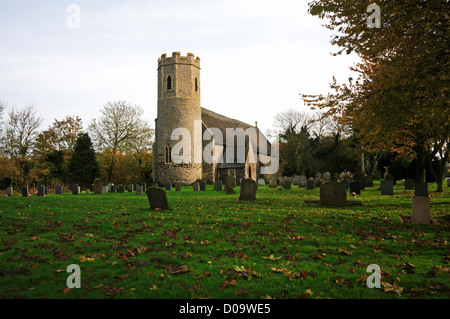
top-left (0, 181), bottom-right (449, 299)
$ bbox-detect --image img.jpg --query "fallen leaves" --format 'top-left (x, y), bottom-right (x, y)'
top-left (382, 281), bottom-right (403, 295)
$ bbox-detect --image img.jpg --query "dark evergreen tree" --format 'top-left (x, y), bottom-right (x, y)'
top-left (68, 133), bottom-right (99, 189)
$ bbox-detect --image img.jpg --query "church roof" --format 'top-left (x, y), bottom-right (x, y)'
top-left (201, 107), bottom-right (271, 156)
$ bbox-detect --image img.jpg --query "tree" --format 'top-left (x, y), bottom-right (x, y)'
top-left (88, 101), bottom-right (153, 183)
top-left (68, 133), bottom-right (99, 189)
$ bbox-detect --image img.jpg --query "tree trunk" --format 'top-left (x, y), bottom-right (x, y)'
top-left (107, 146), bottom-right (117, 183)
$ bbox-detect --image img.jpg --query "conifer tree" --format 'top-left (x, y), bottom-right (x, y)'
top-left (68, 133), bottom-right (99, 188)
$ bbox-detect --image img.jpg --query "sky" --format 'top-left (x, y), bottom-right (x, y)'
top-left (0, 0), bottom-right (360, 139)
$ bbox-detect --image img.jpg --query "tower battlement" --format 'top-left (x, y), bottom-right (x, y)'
top-left (158, 52), bottom-right (200, 69)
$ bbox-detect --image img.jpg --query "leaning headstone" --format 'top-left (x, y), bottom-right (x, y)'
top-left (94, 179), bottom-right (102, 195)
top-left (214, 180), bottom-right (223, 191)
top-left (306, 179), bottom-right (315, 190)
top-left (136, 185), bottom-right (144, 195)
top-left (56, 185), bottom-right (64, 195)
top-left (411, 196), bottom-right (430, 225)
top-left (6, 187), bottom-right (13, 196)
top-left (380, 180), bottom-right (393, 195)
top-left (199, 181), bottom-right (206, 191)
top-left (258, 178), bottom-right (265, 186)
top-left (320, 182), bottom-right (347, 206)
top-left (175, 182), bottom-right (181, 191)
top-left (283, 181), bottom-right (291, 190)
top-left (22, 187), bottom-right (29, 197)
top-left (193, 182), bottom-right (200, 191)
top-left (239, 179), bottom-right (257, 201)
top-left (72, 184), bottom-right (80, 195)
top-left (414, 183), bottom-right (428, 197)
top-left (165, 183), bottom-right (172, 191)
top-left (38, 185), bottom-right (45, 197)
top-left (404, 179), bottom-right (414, 190)
top-left (364, 176), bottom-right (373, 187)
top-left (269, 177), bottom-right (277, 188)
top-left (349, 181), bottom-right (361, 195)
top-left (145, 187), bottom-right (169, 210)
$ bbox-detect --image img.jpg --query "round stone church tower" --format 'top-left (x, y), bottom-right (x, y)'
top-left (153, 52), bottom-right (202, 184)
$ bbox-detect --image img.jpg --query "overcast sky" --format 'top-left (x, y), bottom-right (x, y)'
top-left (0, 0), bottom-right (359, 138)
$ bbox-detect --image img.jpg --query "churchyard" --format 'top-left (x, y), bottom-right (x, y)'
top-left (0, 180), bottom-right (449, 299)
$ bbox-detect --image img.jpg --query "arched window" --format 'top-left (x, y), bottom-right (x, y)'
top-left (165, 144), bottom-right (172, 164)
top-left (167, 75), bottom-right (172, 90)
top-left (195, 77), bottom-right (198, 92)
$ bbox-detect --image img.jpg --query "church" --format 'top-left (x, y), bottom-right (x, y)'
top-left (152, 52), bottom-right (274, 185)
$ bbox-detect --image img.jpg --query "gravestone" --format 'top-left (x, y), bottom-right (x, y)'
top-left (136, 185), bottom-right (144, 195)
top-left (380, 180), bottom-right (393, 195)
top-left (298, 176), bottom-right (307, 187)
top-left (269, 177), bottom-right (277, 188)
top-left (283, 181), bottom-right (291, 189)
top-left (102, 186), bottom-right (108, 193)
top-left (108, 183), bottom-right (112, 192)
top-left (214, 180), bottom-right (223, 191)
top-left (385, 174), bottom-right (396, 185)
top-left (110, 185), bottom-right (116, 193)
top-left (127, 184), bottom-right (135, 192)
top-left (72, 184), bottom-right (80, 195)
top-left (320, 182), bottom-right (347, 206)
top-left (239, 179), bottom-right (257, 201)
top-left (94, 179), bottom-right (102, 195)
top-left (22, 187), bottom-right (29, 197)
top-left (224, 175), bottom-right (236, 194)
top-left (56, 185), bottom-right (64, 195)
top-left (6, 187), bottom-right (13, 196)
top-left (323, 172), bottom-right (331, 181)
top-left (404, 179), bottom-right (414, 190)
top-left (199, 181), bottom-right (206, 191)
top-left (38, 185), bottom-right (45, 197)
top-left (45, 187), bottom-right (48, 195)
top-left (117, 184), bottom-right (125, 193)
top-left (193, 182), bottom-right (199, 191)
top-left (349, 181), bottom-right (361, 195)
top-left (258, 178), bottom-right (265, 186)
top-left (414, 183), bottom-right (428, 197)
top-left (145, 187), bottom-right (169, 210)
top-left (447, 179), bottom-right (450, 187)
top-left (411, 196), bottom-right (430, 225)
top-left (175, 182), bottom-right (181, 191)
top-left (306, 179), bottom-right (315, 190)
top-left (364, 176), bottom-right (374, 187)
top-left (165, 183), bottom-right (172, 191)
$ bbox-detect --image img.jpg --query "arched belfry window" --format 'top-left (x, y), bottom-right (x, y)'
top-left (195, 77), bottom-right (198, 92)
top-left (165, 144), bottom-right (172, 164)
top-left (167, 75), bottom-right (172, 90)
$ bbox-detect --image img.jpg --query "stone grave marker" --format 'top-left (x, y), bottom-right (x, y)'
top-left (404, 179), bottom-right (414, 190)
top-left (411, 196), bottom-right (430, 225)
top-left (323, 172), bottom-right (331, 181)
top-left (224, 175), bottom-right (236, 194)
top-left (110, 185), bottom-right (116, 193)
top-left (22, 187), bottom-right (29, 197)
top-left (258, 178), bottom-right (265, 186)
top-left (38, 185), bottom-right (45, 197)
top-left (364, 176), bottom-right (374, 187)
top-left (6, 187), bottom-right (13, 196)
top-left (385, 174), bottom-right (396, 185)
top-left (447, 179), bottom-right (450, 187)
top-left (108, 183), bottom-right (112, 192)
top-left (414, 183), bottom-right (428, 197)
top-left (145, 187), bottom-right (169, 210)
top-left (320, 182), bottom-right (347, 206)
top-left (94, 179), bottom-right (102, 195)
top-left (102, 185), bottom-right (108, 193)
top-left (380, 180), bottom-right (393, 195)
top-left (306, 179), bottom-right (315, 190)
top-left (175, 182), bottom-right (181, 191)
top-left (349, 181), bottom-right (361, 195)
top-left (136, 185), bottom-right (144, 195)
top-left (199, 181), bottom-right (206, 191)
top-left (117, 184), bottom-right (125, 193)
top-left (56, 185), bottom-right (64, 195)
top-left (193, 182), bottom-right (200, 191)
top-left (269, 177), bottom-right (277, 188)
top-left (165, 183), bottom-right (172, 191)
top-left (239, 179), bottom-right (257, 201)
top-left (128, 184), bottom-right (135, 192)
top-left (283, 180), bottom-right (291, 189)
top-left (72, 184), bottom-right (80, 195)
top-left (298, 176), bottom-right (307, 187)
top-left (214, 180), bottom-right (223, 191)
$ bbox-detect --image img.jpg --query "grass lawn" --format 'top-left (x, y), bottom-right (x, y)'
top-left (0, 181), bottom-right (449, 299)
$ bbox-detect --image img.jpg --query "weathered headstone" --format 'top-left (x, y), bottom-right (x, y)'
top-left (320, 182), bottom-right (347, 206)
top-left (380, 180), bottom-right (393, 195)
top-left (56, 185), bottom-right (64, 195)
top-left (127, 184), bottom-right (135, 192)
top-left (199, 181), bottom-right (206, 191)
top-left (298, 176), bottom-right (307, 187)
top-left (306, 179), bottom-right (315, 190)
top-left (224, 175), bottom-right (236, 194)
top-left (283, 180), bottom-right (291, 189)
top-left (94, 179), bottom-right (102, 195)
top-left (411, 196), bottom-right (430, 225)
top-left (6, 187), bottom-right (13, 196)
top-left (404, 179), bottom-right (414, 190)
top-left (165, 183), bottom-right (172, 191)
top-left (136, 185), bottom-right (144, 195)
top-left (117, 184), bottom-right (125, 193)
top-left (108, 183), bottom-right (112, 192)
top-left (72, 184), bottom-right (80, 195)
top-left (193, 182), bottom-right (199, 191)
top-left (385, 174), bottom-right (396, 185)
top-left (349, 181), bottom-right (361, 195)
top-left (258, 178), bottom-right (265, 186)
top-left (414, 183), bottom-right (428, 197)
top-left (364, 176), bottom-right (373, 187)
top-left (175, 182), bottom-right (181, 191)
top-left (323, 172), bottom-right (331, 181)
top-left (22, 187), bottom-right (29, 197)
top-left (447, 179), bottom-right (450, 187)
top-left (239, 179), bottom-right (257, 201)
top-left (110, 185), bottom-right (116, 193)
top-left (269, 177), bottom-right (277, 188)
top-left (38, 185), bottom-right (45, 197)
top-left (214, 180), bottom-right (223, 191)
top-left (102, 186), bottom-right (108, 193)
top-left (145, 187), bottom-right (169, 210)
